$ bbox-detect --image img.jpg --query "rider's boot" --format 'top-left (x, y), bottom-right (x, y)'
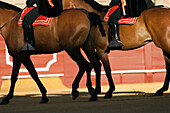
top-left (107, 23), bottom-right (123, 50)
top-left (20, 25), bottom-right (36, 53)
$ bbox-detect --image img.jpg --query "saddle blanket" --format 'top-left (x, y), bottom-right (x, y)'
top-left (118, 17), bottom-right (137, 25)
top-left (18, 7), bottom-right (52, 26)
top-left (104, 6), bottom-right (137, 25)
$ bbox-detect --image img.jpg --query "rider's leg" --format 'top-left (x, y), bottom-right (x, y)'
top-left (21, 24), bottom-right (36, 51)
top-left (107, 22), bottom-right (123, 49)
top-left (21, 7), bottom-right (40, 52)
top-left (106, 7), bottom-right (123, 50)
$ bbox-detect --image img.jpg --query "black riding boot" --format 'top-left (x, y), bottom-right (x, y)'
top-left (107, 23), bottom-right (123, 50)
top-left (20, 25), bottom-right (36, 53)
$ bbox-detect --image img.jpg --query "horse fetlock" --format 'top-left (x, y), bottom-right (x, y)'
top-left (5, 95), bottom-right (13, 100)
top-left (154, 87), bottom-right (169, 96)
top-left (0, 99), bottom-right (10, 105)
top-left (103, 92), bottom-right (112, 99)
top-left (94, 89), bottom-right (101, 95)
top-left (72, 89), bottom-right (79, 100)
top-left (88, 87), bottom-right (95, 96)
top-left (110, 86), bottom-right (116, 92)
top-left (103, 88), bottom-right (114, 99)
top-left (155, 89), bottom-right (164, 96)
top-left (40, 97), bottom-right (49, 104)
top-left (72, 85), bottom-right (79, 91)
top-left (89, 95), bottom-right (98, 101)
top-left (162, 87), bottom-right (169, 92)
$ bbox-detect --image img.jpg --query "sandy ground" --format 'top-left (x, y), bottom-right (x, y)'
top-left (0, 82), bottom-right (170, 113)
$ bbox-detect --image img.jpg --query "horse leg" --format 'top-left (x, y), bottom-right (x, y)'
top-left (85, 63), bottom-right (95, 96)
top-left (0, 56), bottom-right (21, 104)
top-left (65, 48), bottom-right (89, 100)
top-left (155, 50), bottom-right (170, 96)
top-left (20, 55), bottom-right (48, 103)
top-left (82, 47), bottom-right (102, 101)
top-left (97, 50), bottom-right (115, 98)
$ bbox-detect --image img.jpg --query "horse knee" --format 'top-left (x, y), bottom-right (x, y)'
top-left (85, 63), bottom-right (93, 73)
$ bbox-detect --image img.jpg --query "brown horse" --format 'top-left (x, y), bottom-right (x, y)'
top-left (0, 1), bottom-right (106, 104)
top-left (63, 0), bottom-right (170, 100)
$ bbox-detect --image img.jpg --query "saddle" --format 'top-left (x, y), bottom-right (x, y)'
top-left (104, 7), bottom-right (137, 25)
top-left (18, 7), bottom-right (53, 26)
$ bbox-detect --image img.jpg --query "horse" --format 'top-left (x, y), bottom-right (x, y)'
top-left (0, 1), bottom-right (106, 104)
top-left (63, 0), bottom-right (170, 100)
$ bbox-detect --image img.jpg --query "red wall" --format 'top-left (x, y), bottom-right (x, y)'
top-left (0, 34), bottom-right (166, 88)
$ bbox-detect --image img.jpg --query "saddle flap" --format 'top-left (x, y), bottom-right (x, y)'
top-left (18, 7), bottom-right (53, 26)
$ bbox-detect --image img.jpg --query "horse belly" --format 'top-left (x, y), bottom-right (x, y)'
top-left (34, 26), bottom-right (62, 53)
top-left (119, 22), bottom-right (151, 50)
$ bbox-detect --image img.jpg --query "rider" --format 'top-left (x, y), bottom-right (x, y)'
top-left (21, 0), bottom-right (63, 53)
top-left (106, 0), bottom-right (123, 51)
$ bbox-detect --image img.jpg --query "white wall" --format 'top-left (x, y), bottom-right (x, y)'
top-left (0, 0), bottom-right (26, 8)
top-left (154, 0), bottom-right (170, 7)
top-left (96, 0), bottom-right (170, 7)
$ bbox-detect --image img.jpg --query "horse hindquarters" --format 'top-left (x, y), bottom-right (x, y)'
top-left (142, 7), bottom-right (170, 96)
top-left (82, 25), bottom-right (102, 101)
top-left (142, 7), bottom-right (170, 52)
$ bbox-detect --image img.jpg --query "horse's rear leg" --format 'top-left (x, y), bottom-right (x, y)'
top-left (65, 48), bottom-right (89, 100)
top-left (21, 55), bottom-right (48, 103)
top-left (85, 63), bottom-right (95, 96)
top-left (155, 50), bottom-right (170, 96)
top-left (82, 47), bottom-right (102, 101)
top-left (0, 57), bottom-right (21, 104)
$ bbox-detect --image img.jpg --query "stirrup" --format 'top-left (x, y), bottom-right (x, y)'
top-left (107, 39), bottom-right (123, 50)
top-left (20, 43), bottom-right (36, 53)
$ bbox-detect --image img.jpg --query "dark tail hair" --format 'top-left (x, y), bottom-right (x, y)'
top-left (88, 12), bottom-right (106, 37)
top-left (145, 0), bottom-right (155, 8)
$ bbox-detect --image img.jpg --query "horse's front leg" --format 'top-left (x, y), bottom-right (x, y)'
top-left (102, 61), bottom-right (115, 98)
top-left (97, 50), bottom-right (115, 98)
top-left (0, 57), bottom-right (21, 104)
top-left (155, 51), bottom-right (170, 96)
top-left (21, 55), bottom-right (48, 103)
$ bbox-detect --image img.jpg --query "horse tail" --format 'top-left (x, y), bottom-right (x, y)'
top-left (88, 12), bottom-right (106, 37)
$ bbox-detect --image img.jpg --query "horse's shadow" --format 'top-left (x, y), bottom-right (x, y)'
top-left (1, 91), bottom-right (169, 104)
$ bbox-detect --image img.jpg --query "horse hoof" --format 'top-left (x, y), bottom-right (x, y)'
top-left (72, 89), bottom-right (79, 100)
top-left (88, 87), bottom-right (95, 96)
top-left (89, 96), bottom-right (98, 101)
top-left (154, 90), bottom-right (163, 96)
top-left (0, 99), bottom-right (9, 105)
top-left (103, 93), bottom-right (112, 99)
top-left (40, 98), bottom-right (49, 104)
